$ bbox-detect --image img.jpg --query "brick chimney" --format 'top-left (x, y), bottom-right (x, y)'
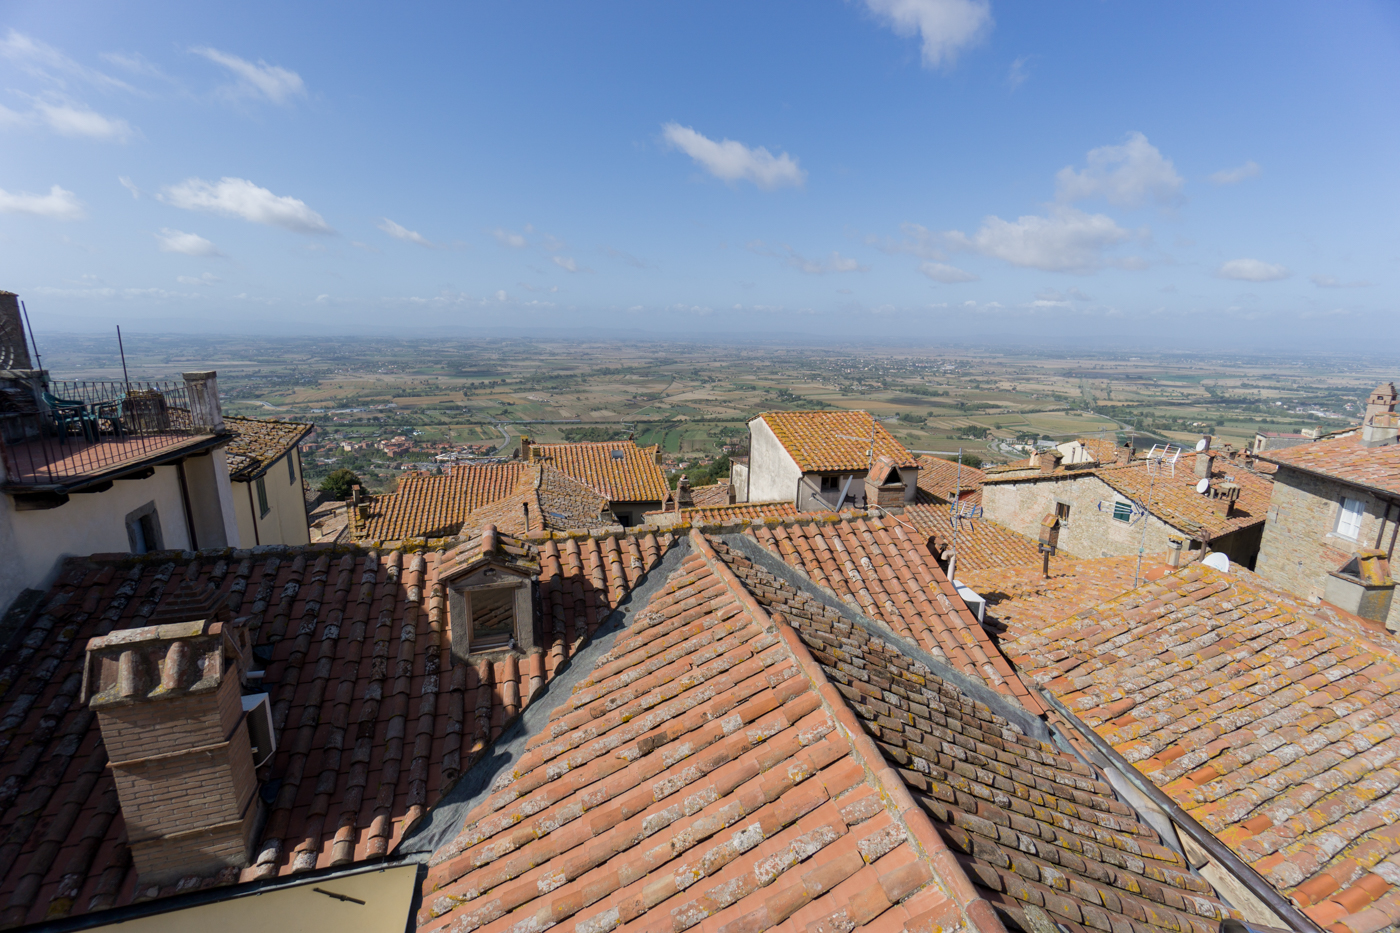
top-left (1366, 383), bottom-right (1397, 422)
top-left (1362, 412), bottom-right (1399, 448)
top-left (0, 291), bottom-right (33, 371)
top-left (1039, 449), bottom-right (1063, 474)
top-left (519, 435), bottom-right (533, 461)
top-left (181, 371), bottom-right (224, 433)
top-left (674, 475), bottom-right (694, 512)
top-left (82, 582), bottom-right (259, 885)
top-left (1194, 436), bottom-right (1214, 479)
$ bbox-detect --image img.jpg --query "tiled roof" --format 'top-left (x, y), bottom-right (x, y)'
top-left (915, 456), bottom-right (984, 505)
top-left (691, 481), bottom-right (736, 508)
top-left (758, 411), bottom-right (918, 472)
top-left (711, 538), bottom-right (1239, 933)
top-left (902, 504), bottom-right (1059, 574)
top-left (0, 527), bottom-right (674, 926)
top-left (529, 441), bottom-right (670, 503)
top-left (462, 464), bottom-right (614, 535)
top-left (1094, 462), bottom-right (1273, 540)
top-left (1260, 433), bottom-right (1400, 497)
top-left (420, 533), bottom-right (977, 933)
top-left (746, 518), bottom-right (1040, 712)
top-left (224, 416), bottom-right (314, 481)
top-left (1011, 563), bottom-right (1400, 933)
top-left (958, 555), bottom-right (1155, 644)
top-left (355, 463), bottom-right (527, 541)
top-left (645, 500), bottom-right (802, 526)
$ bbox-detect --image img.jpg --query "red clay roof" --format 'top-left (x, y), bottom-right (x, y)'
top-left (958, 554), bottom-right (1148, 644)
top-left (747, 517), bottom-right (1040, 713)
top-left (645, 500), bottom-right (803, 526)
top-left (757, 411), bottom-right (918, 472)
top-left (419, 533), bottom-right (976, 933)
top-left (711, 538), bottom-right (1239, 933)
top-left (462, 464), bottom-right (613, 535)
top-left (915, 456), bottom-right (984, 505)
top-left (902, 504), bottom-right (1059, 574)
top-left (356, 463), bottom-right (527, 541)
top-left (1011, 563), bottom-right (1400, 932)
top-left (0, 528), bottom-right (673, 925)
top-left (1259, 432), bottom-right (1400, 498)
top-left (529, 441), bottom-right (670, 503)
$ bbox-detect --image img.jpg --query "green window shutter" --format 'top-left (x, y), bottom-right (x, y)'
top-left (1112, 500), bottom-right (1132, 522)
top-left (256, 477), bottom-right (270, 517)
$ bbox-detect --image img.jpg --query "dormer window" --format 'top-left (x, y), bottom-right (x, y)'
top-left (467, 586), bottom-right (517, 649)
top-left (442, 534), bottom-right (538, 663)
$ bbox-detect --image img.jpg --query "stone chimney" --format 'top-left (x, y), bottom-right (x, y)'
top-left (0, 291), bottom-right (33, 371)
top-left (1366, 383), bottom-right (1397, 423)
top-left (1324, 550), bottom-right (1395, 624)
top-left (519, 435), bottom-right (533, 461)
top-left (181, 371), bottom-right (224, 433)
top-left (675, 475), bottom-right (693, 512)
top-left (1362, 412), bottom-right (1399, 448)
top-left (1117, 441), bottom-right (1134, 464)
top-left (82, 583), bottom-right (259, 885)
top-left (1194, 436), bottom-right (1214, 479)
top-left (1039, 449), bottom-right (1063, 475)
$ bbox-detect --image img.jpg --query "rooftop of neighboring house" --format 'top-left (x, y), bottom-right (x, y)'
top-left (354, 462), bottom-right (527, 541)
top-left (524, 439), bottom-right (670, 503)
top-left (420, 529), bottom-right (1240, 933)
top-left (756, 410), bottom-right (918, 472)
top-left (644, 499), bottom-right (802, 526)
top-left (902, 503), bottom-right (1061, 574)
top-left (915, 454), bottom-right (985, 505)
top-left (983, 436), bottom-right (1138, 481)
top-left (1009, 560), bottom-right (1400, 933)
top-left (0, 525), bottom-right (674, 926)
top-left (458, 463), bottom-right (614, 535)
top-left (690, 479), bottom-right (735, 507)
top-left (223, 415), bottom-right (315, 481)
top-left (1258, 430), bottom-right (1400, 498)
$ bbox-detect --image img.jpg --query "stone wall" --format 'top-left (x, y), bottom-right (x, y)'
top-left (1256, 468), bottom-right (1400, 630)
top-left (982, 474), bottom-right (1182, 559)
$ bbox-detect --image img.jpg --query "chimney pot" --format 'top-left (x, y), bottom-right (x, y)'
top-left (180, 371), bottom-right (224, 433)
top-left (1039, 449), bottom-right (1063, 475)
top-left (1195, 451), bottom-right (1215, 478)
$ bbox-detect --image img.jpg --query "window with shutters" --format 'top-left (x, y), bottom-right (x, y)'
top-left (1335, 496), bottom-right (1365, 540)
top-left (256, 476), bottom-right (270, 517)
top-left (1112, 501), bottom-right (1133, 523)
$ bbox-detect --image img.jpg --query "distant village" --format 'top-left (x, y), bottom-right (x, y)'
top-left (3, 289), bottom-right (1400, 933)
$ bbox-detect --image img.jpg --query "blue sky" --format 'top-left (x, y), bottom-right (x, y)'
top-left (2, 1), bottom-right (1398, 347)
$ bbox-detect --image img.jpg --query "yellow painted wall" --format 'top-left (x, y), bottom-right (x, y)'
top-left (233, 448), bottom-right (311, 547)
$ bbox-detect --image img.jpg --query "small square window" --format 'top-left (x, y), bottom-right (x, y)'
top-left (1336, 496), bottom-right (1365, 540)
top-left (1055, 501), bottom-right (1071, 525)
top-left (1112, 501), bottom-right (1133, 523)
top-left (470, 587), bottom-right (516, 648)
top-left (255, 476), bottom-right (270, 517)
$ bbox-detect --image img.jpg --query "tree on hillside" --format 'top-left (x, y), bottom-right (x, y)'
top-left (320, 468), bottom-right (363, 500)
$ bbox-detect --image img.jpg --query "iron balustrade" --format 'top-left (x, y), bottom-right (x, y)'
top-left (0, 380), bottom-right (197, 486)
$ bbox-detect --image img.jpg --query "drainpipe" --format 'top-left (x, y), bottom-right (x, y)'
top-left (175, 460), bottom-right (198, 550)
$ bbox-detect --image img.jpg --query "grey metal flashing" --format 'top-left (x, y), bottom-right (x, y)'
top-left (1036, 686), bottom-right (1326, 933)
top-left (718, 531), bottom-right (1049, 742)
top-left (392, 534), bottom-right (694, 862)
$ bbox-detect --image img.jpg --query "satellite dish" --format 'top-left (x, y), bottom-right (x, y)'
top-left (1195, 438), bottom-right (1209, 452)
top-left (1196, 477), bottom-right (1210, 494)
top-left (1203, 552), bottom-right (1230, 573)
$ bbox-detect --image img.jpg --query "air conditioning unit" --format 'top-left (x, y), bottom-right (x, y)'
top-left (242, 693), bottom-right (277, 767)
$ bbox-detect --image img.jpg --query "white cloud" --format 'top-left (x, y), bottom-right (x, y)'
top-left (0, 184), bottom-right (85, 220)
top-left (1055, 132), bottom-right (1184, 208)
top-left (944, 207), bottom-right (1137, 273)
top-left (100, 51), bottom-right (168, 79)
top-left (603, 246), bottom-right (648, 268)
top-left (1209, 161), bottom-right (1261, 185)
top-left (749, 241), bottom-right (867, 274)
top-left (119, 176), bottom-right (140, 198)
top-left (1006, 55), bottom-right (1031, 90)
top-left (1311, 273), bottom-right (1373, 288)
top-left (33, 101), bottom-right (131, 140)
top-left (159, 177), bottom-right (333, 234)
top-left (0, 30), bottom-right (134, 92)
top-left (191, 47), bottom-right (306, 103)
top-left (866, 222), bottom-right (944, 260)
top-left (552, 255), bottom-right (593, 273)
top-left (379, 218), bottom-right (433, 247)
top-left (177, 272), bottom-right (222, 286)
top-left (919, 261), bottom-right (977, 282)
top-left (661, 123), bottom-right (805, 189)
top-left (862, 0), bottom-right (992, 69)
top-left (1217, 258), bottom-right (1290, 281)
top-left (1037, 287), bottom-right (1092, 301)
top-left (156, 228), bottom-right (221, 256)
top-left (492, 228), bottom-right (528, 248)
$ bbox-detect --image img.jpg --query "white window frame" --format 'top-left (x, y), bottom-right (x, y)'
top-left (1335, 496), bottom-right (1365, 541)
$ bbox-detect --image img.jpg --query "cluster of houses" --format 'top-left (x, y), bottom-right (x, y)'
top-left (3, 290), bottom-right (1400, 933)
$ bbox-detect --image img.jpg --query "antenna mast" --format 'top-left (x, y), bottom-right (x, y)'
top-left (117, 325), bottom-right (131, 393)
top-left (20, 301), bottom-right (42, 372)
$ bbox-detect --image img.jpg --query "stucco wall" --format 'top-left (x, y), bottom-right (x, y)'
top-left (747, 418), bottom-right (803, 504)
top-left (983, 474), bottom-right (1190, 560)
top-left (730, 461), bottom-right (750, 503)
top-left (0, 466), bottom-right (191, 614)
top-left (233, 449), bottom-right (311, 547)
top-left (182, 449), bottom-right (240, 549)
top-left (1256, 468), bottom-right (1400, 630)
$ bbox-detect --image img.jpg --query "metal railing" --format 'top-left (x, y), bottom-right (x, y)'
top-left (0, 379), bottom-right (196, 486)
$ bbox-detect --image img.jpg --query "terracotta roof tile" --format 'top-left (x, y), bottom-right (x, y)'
top-left (463, 464), bottom-right (613, 535)
top-left (0, 528), bottom-right (673, 926)
top-left (529, 441), bottom-right (670, 503)
top-left (710, 538), bottom-right (1239, 933)
top-left (1011, 564), bottom-right (1400, 931)
top-left (915, 456), bottom-right (984, 505)
top-left (959, 554), bottom-right (1147, 643)
top-left (690, 482), bottom-right (736, 508)
top-left (356, 463), bottom-right (527, 541)
top-left (419, 533), bottom-right (978, 933)
top-left (758, 411), bottom-right (917, 473)
top-left (1260, 432), bottom-right (1400, 497)
top-left (646, 500), bottom-right (803, 526)
top-left (224, 416), bottom-right (314, 481)
top-left (902, 504), bottom-right (1061, 573)
top-left (746, 517), bottom-right (1039, 712)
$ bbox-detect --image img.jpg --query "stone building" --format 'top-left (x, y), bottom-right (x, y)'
top-left (1255, 382), bottom-right (1400, 629)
